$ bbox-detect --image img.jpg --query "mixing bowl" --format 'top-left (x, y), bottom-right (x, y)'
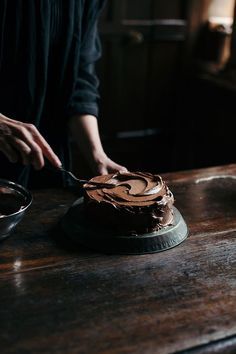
top-left (0, 179), bottom-right (32, 240)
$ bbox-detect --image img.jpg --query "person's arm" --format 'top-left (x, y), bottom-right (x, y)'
top-left (69, 114), bottom-right (126, 175)
top-left (0, 113), bottom-right (61, 169)
top-left (65, 1), bottom-right (104, 120)
top-left (66, 1), bottom-right (127, 175)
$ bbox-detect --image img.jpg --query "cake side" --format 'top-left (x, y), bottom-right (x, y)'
top-left (83, 172), bottom-right (174, 235)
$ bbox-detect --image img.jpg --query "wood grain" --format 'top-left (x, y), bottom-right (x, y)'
top-left (0, 165), bottom-right (236, 354)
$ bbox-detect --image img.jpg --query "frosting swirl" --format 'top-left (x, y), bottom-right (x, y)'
top-left (85, 172), bottom-right (173, 208)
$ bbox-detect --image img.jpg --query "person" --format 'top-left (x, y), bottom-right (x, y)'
top-left (0, 0), bottom-right (126, 187)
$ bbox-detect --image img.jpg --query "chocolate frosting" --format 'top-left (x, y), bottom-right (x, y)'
top-left (85, 171), bottom-right (172, 206)
top-left (0, 187), bottom-right (26, 216)
top-left (84, 172), bottom-right (174, 234)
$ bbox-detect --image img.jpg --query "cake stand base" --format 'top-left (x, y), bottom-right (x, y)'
top-left (60, 198), bottom-right (188, 255)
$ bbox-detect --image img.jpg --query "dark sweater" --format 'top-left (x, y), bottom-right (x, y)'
top-left (0, 0), bottom-right (106, 187)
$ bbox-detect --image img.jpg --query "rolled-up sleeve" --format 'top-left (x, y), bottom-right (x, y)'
top-left (66, 0), bottom-right (106, 119)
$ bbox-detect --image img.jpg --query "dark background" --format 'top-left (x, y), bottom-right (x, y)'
top-left (74, 0), bottom-right (236, 177)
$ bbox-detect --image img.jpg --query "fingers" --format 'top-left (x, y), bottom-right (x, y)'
top-left (10, 137), bottom-right (44, 169)
top-left (0, 140), bottom-right (18, 163)
top-left (0, 116), bottom-right (62, 170)
top-left (29, 141), bottom-right (44, 169)
top-left (34, 136), bottom-right (62, 168)
top-left (9, 137), bottom-right (31, 165)
top-left (10, 123), bottom-right (61, 169)
top-left (94, 157), bottom-right (128, 176)
top-left (22, 124), bottom-right (62, 168)
top-left (106, 161), bottom-right (128, 174)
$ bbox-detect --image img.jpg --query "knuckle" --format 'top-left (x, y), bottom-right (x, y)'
top-left (15, 141), bottom-right (30, 154)
top-left (17, 122), bottom-right (25, 130)
top-left (26, 123), bottom-right (37, 132)
top-left (18, 126), bottom-right (27, 135)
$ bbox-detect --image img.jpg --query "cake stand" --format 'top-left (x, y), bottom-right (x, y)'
top-left (60, 198), bottom-right (188, 254)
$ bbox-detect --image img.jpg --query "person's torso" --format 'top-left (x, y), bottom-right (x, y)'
top-left (0, 0), bottom-right (84, 127)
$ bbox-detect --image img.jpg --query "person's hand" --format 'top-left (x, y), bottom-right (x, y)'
top-left (0, 113), bottom-right (61, 169)
top-left (89, 151), bottom-right (128, 175)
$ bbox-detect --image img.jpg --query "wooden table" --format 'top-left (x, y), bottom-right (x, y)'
top-left (0, 165), bottom-right (236, 354)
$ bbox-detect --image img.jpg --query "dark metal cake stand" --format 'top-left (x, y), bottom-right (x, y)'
top-left (60, 198), bottom-right (188, 254)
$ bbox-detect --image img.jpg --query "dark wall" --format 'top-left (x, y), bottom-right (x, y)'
top-left (95, 0), bottom-right (191, 174)
top-left (98, 0), bottom-right (189, 136)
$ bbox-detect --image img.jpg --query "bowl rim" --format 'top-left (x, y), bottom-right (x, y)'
top-left (0, 178), bottom-right (33, 218)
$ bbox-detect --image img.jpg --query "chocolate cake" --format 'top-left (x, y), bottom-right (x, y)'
top-left (84, 172), bottom-right (174, 235)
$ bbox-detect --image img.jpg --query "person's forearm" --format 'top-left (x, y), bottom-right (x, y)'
top-left (68, 114), bottom-right (106, 159)
top-left (69, 114), bottom-right (127, 175)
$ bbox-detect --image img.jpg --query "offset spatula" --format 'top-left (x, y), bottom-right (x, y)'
top-left (46, 163), bottom-right (115, 188)
top-left (59, 167), bottom-right (115, 188)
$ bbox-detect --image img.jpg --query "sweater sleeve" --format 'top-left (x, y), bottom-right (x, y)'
top-left (65, 0), bottom-right (106, 119)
